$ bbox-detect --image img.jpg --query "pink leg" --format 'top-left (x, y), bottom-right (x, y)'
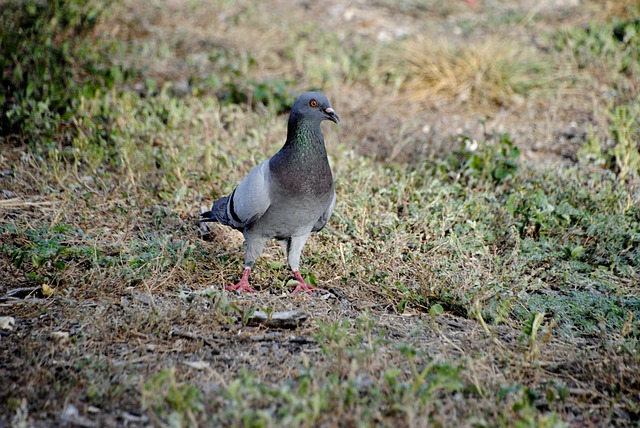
top-left (291, 271), bottom-right (319, 294)
top-left (224, 268), bottom-right (257, 293)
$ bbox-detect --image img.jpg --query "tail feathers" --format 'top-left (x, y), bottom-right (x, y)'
top-left (198, 198), bottom-right (229, 241)
top-left (200, 208), bottom-right (218, 222)
top-left (200, 195), bottom-right (230, 224)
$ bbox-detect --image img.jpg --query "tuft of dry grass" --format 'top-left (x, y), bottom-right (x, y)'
top-left (394, 35), bottom-right (541, 109)
top-left (601, 0), bottom-right (640, 19)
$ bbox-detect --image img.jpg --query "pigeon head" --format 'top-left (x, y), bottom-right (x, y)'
top-left (290, 92), bottom-right (340, 125)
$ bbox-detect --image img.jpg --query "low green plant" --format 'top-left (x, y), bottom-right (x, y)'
top-left (210, 342), bottom-right (469, 427)
top-left (218, 79), bottom-right (294, 114)
top-left (519, 290), bottom-right (640, 340)
top-left (0, 0), bottom-right (126, 137)
top-left (497, 385), bottom-right (565, 428)
top-left (2, 223), bottom-right (100, 285)
top-left (444, 133), bottom-right (520, 185)
top-left (505, 185), bottom-right (556, 239)
top-left (609, 104), bottom-right (640, 183)
top-left (576, 104), bottom-right (640, 189)
top-left (556, 18), bottom-right (640, 74)
top-left (577, 126), bottom-right (609, 167)
top-left (141, 368), bottom-right (204, 427)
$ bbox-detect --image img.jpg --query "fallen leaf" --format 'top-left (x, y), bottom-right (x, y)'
top-left (42, 284), bottom-right (55, 297)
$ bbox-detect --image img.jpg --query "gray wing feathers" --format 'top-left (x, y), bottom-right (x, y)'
top-left (225, 161), bottom-right (272, 229)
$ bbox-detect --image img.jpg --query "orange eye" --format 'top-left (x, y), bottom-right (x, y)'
top-left (309, 99), bottom-right (318, 107)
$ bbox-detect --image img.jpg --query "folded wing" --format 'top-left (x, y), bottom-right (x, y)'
top-left (204, 161), bottom-right (272, 231)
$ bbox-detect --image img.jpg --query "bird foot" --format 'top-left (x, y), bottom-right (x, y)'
top-left (224, 269), bottom-right (257, 293)
top-left (291, 271), bottom-right (319, 294)
top-left (224, 281), bottom-right (257, 293)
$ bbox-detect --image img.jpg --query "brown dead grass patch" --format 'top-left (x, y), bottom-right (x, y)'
top-left (601, 0), bottom-right (640, 19)
top-left (395, 35), bottom-right (542, 110)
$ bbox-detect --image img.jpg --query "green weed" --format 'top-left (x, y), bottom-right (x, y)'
top-left (329, 131), bottom-right (640, 344)
top-left (0, 0), bottom-right (126, 137)
top-left (610, 104), bottom-right (640, 183)
top-left (578, 104), bottom-right (640, 185)
top-left (212, 343), bottom-right (468, 427)
top-left (496, 385), bottom-right (565, 428)
top-left (141, 367), bottom-right (204, 427)
top-left (557, 19), bottom-right (640, 74)
top-left (218, 79), bottom-right (294, 114)
top-left (445, 133), bottom-right (521, 185)
top-left (2, 223), bottom-right (100, 285)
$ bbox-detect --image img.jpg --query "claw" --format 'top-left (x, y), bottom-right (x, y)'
top-left (291, 271), bottom-right (319, 294)
top-left (224, 268), bottom-right (257, 293)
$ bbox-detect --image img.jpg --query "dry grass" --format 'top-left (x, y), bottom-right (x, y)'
top-left (394, 35), bottom-right (541, 109)
top-left (601, 0), bottom-right (640, 19)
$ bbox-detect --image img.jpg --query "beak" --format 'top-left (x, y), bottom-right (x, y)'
top-left (323, 107), bottom-right (340, 124)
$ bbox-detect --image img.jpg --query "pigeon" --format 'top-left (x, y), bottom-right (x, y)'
top-left (201, 91), bottom-right (340, 293)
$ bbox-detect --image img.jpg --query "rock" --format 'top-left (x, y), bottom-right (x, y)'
top-left (183, 360), bottom-right (211, 370)
top-left (246, 310), bottom-right (309, 329)
top-left (51, 331), bottom-right (70, 341)
top-left (60, 404), bottom-right (97, 428)
top-left (0, 316), bottom-right (15, 331)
